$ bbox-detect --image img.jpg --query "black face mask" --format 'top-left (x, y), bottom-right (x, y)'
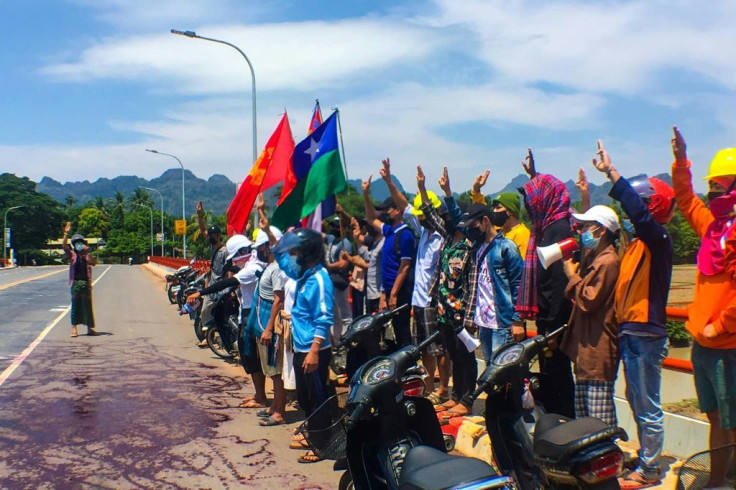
top-left (707, 191), bottom-right (725, 202)
top-left (444, 216), bottom-right (456, 236)
top-left (419, 219), bottom-right (433, 230)
top-left (379, 212), bottom-right (392, 224)
top-left (466, 225), bottom-right (485, 243)
top-left (208, 235), bottom-right (219, 245)
top-left (363, 234), bottom-right (375, 248)
top-left (491, 211), bottom-right (509, 227)
top-left (256, 248), bottom-right (269, 262)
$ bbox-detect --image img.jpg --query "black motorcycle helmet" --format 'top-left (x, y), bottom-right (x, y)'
top-left (272, 228), bottom-right (325, 270)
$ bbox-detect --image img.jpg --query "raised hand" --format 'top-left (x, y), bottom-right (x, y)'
top-left (522, 148), bottom-right (536, 178)
top-left (256, 193), bottom-right (265, 210)
top-left (671, 126), bottom-right (687, 163)
top-left (416, 165), bottom-right (426, 189)
top-left (259, 214), bottom-right (270, 230)
top-left (473, 170), bottom-right (490, 193)
top-left (379, 158), bottom-right (391, 182)
top-left (576, 167), bottom-right (589, 194)
top-left (361, 175), bottom-right (372, 195)
top-left (591, 140), bottom-right (613, 174)
top-left (438, 166), bottom-right (451, 196)
top-left (196, 201), bottom-right (204, 215)
top-left (64, 221), bottom-right (71, 235)
top-left (335, 203), bottom-right (344, 214)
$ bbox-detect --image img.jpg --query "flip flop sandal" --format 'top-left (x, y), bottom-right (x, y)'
top-left (619, 470), bottom-right (659, 489)
top-left (426, 392), bottom-right (450, 405)
top-left (289, 439), bottom-right (310, 450)
top-left (256, 409), bottom-right (271, 418)
top-left (441, 409), bottom-right (469, 420)
top-left (71, 327), bottom-right (78, 338)
top-left (259, 415), bottom-right (285, 427)
top-left (240, 400), bottom-right (267, 409)
top-left (297, 452), bottom-right (322, 464)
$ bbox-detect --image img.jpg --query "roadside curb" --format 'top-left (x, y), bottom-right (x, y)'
top-left (142, 262), bottom-right (172, 279)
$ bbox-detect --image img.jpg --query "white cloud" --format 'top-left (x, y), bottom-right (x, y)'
top-left (41, 19), bottom-right (451, 94)
top-left (431, 0), bottom-right (736, 94)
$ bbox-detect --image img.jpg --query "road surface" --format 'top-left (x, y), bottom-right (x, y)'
top-left (0, 265), bottom-right (337, 489)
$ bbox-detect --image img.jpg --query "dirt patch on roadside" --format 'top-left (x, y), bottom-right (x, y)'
top-left (662, 398), bottom-right (708, 422)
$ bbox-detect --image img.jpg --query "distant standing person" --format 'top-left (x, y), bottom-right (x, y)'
top-left (62, 222), bottom-right (97, 337)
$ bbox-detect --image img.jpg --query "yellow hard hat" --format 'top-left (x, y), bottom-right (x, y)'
top-left (703, 148), bottom-right (736, 180)
top-left (411, 191), bottom-right (442, 216)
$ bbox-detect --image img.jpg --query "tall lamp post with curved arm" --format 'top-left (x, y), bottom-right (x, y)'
top-left (171, 29), bottom-right (258, 165)
top-left (145, 149), bottom-right (186, 258)
top-left (3, 205), bottom-right (24, 267)
top-left (143, 186), bottom-right (165, 256)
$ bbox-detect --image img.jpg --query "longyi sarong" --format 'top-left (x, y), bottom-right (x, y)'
top-left (71, 280), bottom-right (95, 327)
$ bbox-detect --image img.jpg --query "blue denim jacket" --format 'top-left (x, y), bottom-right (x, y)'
top-left (462, 232), bottom-right (523, 330)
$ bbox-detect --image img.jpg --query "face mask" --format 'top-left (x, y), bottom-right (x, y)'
top-left (419, 219), bottom-right (433, 230)
top-left (379, 212), bottom-right (392, 224)
top-left (233, 250), bottom-right (250, 264)
top-left (256, 247), bottom-right (269, 262)
top-left (581, 230), bottom-right (600, 250)
top-left (363, 234), bottom-right (375, 248)
top-left (444, 218), bottom-right (457, 236)
top-left (707, 191), bottom-right (725, 203)
top-left (491, 211), bottom-right (508, 227)
top-left (622, 219), bottom-right (635, 235)
top-left (275, 252), bottom-right (302, 279)
top-left (74, 243), bottom-right (84, 252)
top-left (466, 225), bottom-right (485, 244)
top-left (208, 235), bottom-right (219, 245)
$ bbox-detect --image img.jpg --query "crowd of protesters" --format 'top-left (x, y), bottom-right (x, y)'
top-left (177, 127), bottom-right (736, 488)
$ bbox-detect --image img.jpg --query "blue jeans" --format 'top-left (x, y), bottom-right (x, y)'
top-left (620, 334), bottom-right (668, 475)
top-left (479, 327), bottom-right (512, 366)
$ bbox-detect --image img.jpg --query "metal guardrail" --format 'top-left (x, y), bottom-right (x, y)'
top-left (148, 256), bottom-right (210, 272)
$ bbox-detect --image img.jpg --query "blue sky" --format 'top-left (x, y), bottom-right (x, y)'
top-left (2, 0), bottom-right (734, 194)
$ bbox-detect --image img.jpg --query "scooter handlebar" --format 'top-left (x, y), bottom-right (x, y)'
top-left (346, 401), bottom-right (369, 430)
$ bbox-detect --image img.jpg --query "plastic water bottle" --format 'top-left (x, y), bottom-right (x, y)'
top-left (179, 299), bottom-right (201, 316)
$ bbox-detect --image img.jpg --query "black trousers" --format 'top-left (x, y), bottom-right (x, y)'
top-left (441, 322), bottom-right (477, 404)
top-left (366, 298), bottom-right (380, 315)
top-left (351, 287), bottom-right (366, 318)
top-left (293, 349), bottom-right (336, 449)
top-left (393, 286), bottom-right (413, 347)
top-left (537, 319), bottom-right (575, 419)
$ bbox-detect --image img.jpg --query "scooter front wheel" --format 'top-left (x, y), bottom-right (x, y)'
top-left (167, 286), bottom-right (177, 304)
top-left (207, 327), bottom-right (235, 359)
top-left (338, 471), bottom-right (353, 490)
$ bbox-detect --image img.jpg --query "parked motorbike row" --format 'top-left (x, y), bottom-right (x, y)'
top-left (298, 304), bottom-right (629, 490)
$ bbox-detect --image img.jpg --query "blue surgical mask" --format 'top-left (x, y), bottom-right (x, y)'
top-left (580, 230), bottom-right (600, 250)
top-left (74, 243), bottom-right (84, 252)
top-left (622, 219), bottom-right (635, 235)
top-left (275, 252), bottom-right (302, 280)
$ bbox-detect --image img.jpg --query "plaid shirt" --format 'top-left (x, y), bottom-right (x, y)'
top-left (421, 201), bottom-right (471, 324)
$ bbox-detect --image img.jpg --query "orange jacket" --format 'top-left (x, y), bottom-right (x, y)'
top-left (672, 162), bottom-right (736, 348)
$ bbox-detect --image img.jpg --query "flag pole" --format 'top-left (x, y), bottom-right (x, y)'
top-left (333, 107), bottom-right (349, 180)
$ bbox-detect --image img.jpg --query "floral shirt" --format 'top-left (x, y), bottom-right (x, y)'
top-left (437, 238), bottom-right (470, 326)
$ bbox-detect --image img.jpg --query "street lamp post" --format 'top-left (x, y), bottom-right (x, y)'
top-left (143, 186), bottom-right (165, 256)
top-left (171, 29), bottom-right (258, 165)
top-left (145, 149), bottom-right (186, 258)
top-left (132, 203), bottom-right (154, 258)
top-left (3, 205), bottom-right (24, 267)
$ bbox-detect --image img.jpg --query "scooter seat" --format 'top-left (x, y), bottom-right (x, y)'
top-left (399, 445), bottom-right (497, 490)
top-left (533, 413), bottom-right (624, 463)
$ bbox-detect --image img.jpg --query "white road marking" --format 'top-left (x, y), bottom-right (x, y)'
top-left (49, 307), bottom-right (68, 312)
top-left (0, 266), bottom-right (112, 388)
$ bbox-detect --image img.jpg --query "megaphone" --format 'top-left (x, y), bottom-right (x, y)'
top-left (537, 237), bottom-right (579, 270)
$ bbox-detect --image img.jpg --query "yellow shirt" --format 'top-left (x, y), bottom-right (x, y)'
top-left (505, 223), bottom-right (530, 258)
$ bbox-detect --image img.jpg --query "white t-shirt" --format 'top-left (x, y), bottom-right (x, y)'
top-left (474, 244), bottom-right (498, 329)
top-left (234, 255), bottom-right (266, 308)
top-left (403, 206), bottom-right (442, 308)
top-left (283, 275), bottom-right (297, 313)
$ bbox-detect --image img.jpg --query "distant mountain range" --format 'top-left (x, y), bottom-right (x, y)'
top-left (36, 169), bottom-right (671, 216)
top-left (36, 170), bottom-right (406, 216)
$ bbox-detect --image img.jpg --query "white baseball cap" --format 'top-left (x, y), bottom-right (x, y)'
top-left (253, 226), bottom-right (283, 248)
top-left (225, 234), bottom-right (253, 261)
top-left (571, 205), bottom-right (620, 233)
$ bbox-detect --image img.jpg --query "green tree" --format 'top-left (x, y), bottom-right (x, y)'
top-left (0, 173), bottom-right (64, 251)
top-left (666, 208), bottom-right (700, 264)
top-left (77, 208), bottom-right (110, 238)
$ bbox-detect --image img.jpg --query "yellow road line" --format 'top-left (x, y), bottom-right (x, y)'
top-left (0, 268), bottom-right (66, 291)
top-left (0, 266), bottom-right (112, 387)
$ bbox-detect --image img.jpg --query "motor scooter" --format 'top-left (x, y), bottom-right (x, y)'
top-left (333, 305), bottom-right (516, 490)
top-left (472, 326), bottom-right (628, 489)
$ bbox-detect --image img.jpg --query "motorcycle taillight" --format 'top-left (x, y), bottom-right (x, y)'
top-left (577, 451), bottom-right (624, 484)
top-left (402, 378), bottom-right (425, 397)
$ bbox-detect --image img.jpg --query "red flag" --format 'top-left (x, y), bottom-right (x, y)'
top-left (301, 101), bottom-right (324, 228)
top-left (308, 100), bottom-right (322, 135)
top-left (226, 113), bottom-right (294, 235)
